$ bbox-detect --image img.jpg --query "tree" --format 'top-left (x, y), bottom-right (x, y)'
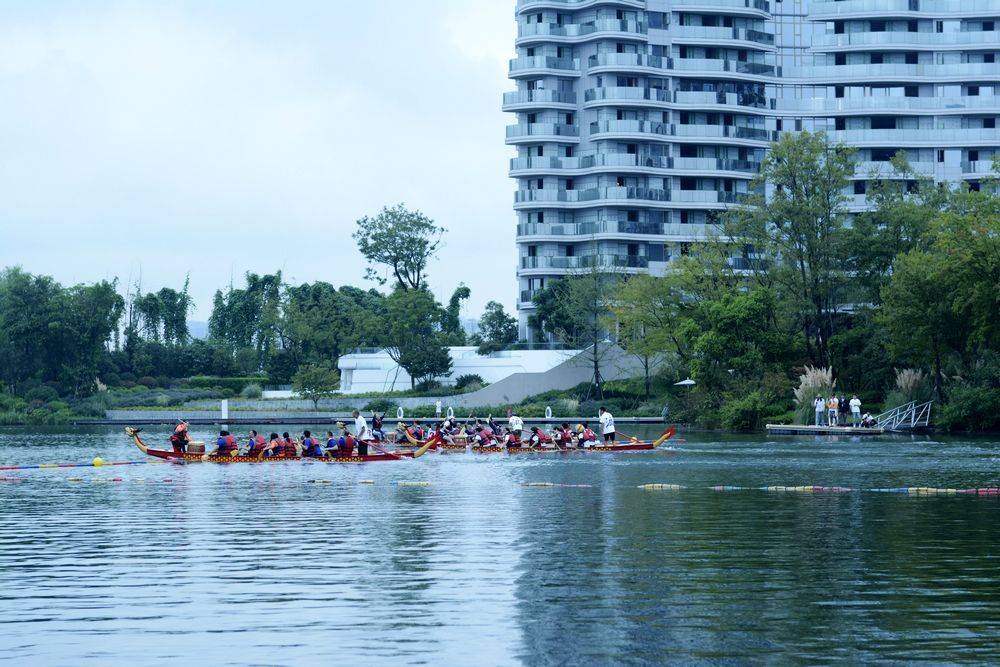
top-left (475, 301), bottom-right (518, 355)
top-left (207, 272), bottom-right (283, 370)
top-left (381, 288), bottom-right (452, 388)
top-left (441, 284), bottom-right (470, 345)
top-left (292, 364), bottom-right (341, 409)
top-left (531, 269), bottom-right (622, 398)
top-left (723, 131), bottom-right (855, 365)
top-left (352, 203), bottom-right (444, 291)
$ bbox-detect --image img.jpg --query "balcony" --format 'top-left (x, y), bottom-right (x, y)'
top-left (673, 123), bottom-right (773, 142)
top-left (673, 157), bottom-right (761, 173)
top-left (854, 160), bottom-right (937, 177)
top-left (672, 57), bottom-right (777, 77)
top-left (517, 19), bottom-right (647, 44)
top-left (809, 0), bottom-right (1000, 19)
top-left (673, 89), bottom-right (770, 110)
top-left (588, 52), bottom-right (670, 74)
top-left (505, 123), bottom-right (580, 144)
top-left (517, 221), bottom-right (667, 237)
top-left (508, 56), bottom-right (580, 77)
top-left (670, 0), bottom-right (770, 15)
top-left (790, 62), bottom-right (1000, 83)
top-left (812, 29), bottom-right (1000, 50)
top-left (590, 119), bottom-right (671, 139)
top-left (520, 254), bottom-right (650, 270)
top-left (514, 186), bottom-right (671, 206)
top-left (516, 0), bottom-right (644, 11)
top-left (583, 87), bottom-right (671, 105)
top-left (826, 127), bottom-right (1000, 147)
top-left (671, 25), bottom-right (775, 49)
top-left (672, 189), bottom-right (743, 204)
top-left (780, 94), bottom-right (1000, 115)
top-left (510, 153), bottom-right (674, 173)
top-left (961, 160), bottom-right (999, 175)
top-left (502, 90), bottom-right (577, 111)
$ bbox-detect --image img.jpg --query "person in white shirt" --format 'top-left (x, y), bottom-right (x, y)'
top-left (849, 395), bottom-right (862, 427)
top-left (352, 409), bottom-right (370, 441)
top-left (435, 400), bottom-right (442, 418)
top-left (508, 413), bottom-right (524, 440)
top-left (598, 406), bottom-right (616, 443)
top-left (813, 396), bottom-right (825, 426)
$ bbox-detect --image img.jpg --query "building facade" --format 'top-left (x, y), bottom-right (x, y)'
top-left (506, 0), bottom-right (1000, 337)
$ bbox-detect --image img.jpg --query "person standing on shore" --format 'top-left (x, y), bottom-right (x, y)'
top-left (813, 396), bottom-right (825, 427)
top-left (435, 400), bottom-right (442, 418)
top-left (827, 395), bottom-right (839, 426)
top-left (850, 395), bottom-right (862, 427)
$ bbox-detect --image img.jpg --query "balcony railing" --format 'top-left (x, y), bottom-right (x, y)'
top-left (517, 221), bottom-right (666, 237)
top-left (506, 123), bottom-right (579, 139)
top-left (521, 254), bottom-right (650, 269)
top-left (503, 90), bottom-right (577, 107)
top-left (672, 25), bottom-right (775, 46)
top-left (813, 30), bottom-right (1000, 49)
top-left (515, 186), bottom-right (671, 204)
top-left (780, 95), bottom-right (1000, 114)
top-left (509, 56), bottom-right (580, 73)
top-left (584, 87), bottom-right (671, 103)
top-left (518, 19), bottom-right (647, 40)
top-left (809, 0), bottom-right (1000, 18)
top-left (793, 62), bottom-right (1000, 81)
top-left (510, 153), bottom-right (674, 171)
top-left (672, 0), bottom-right (769, 12)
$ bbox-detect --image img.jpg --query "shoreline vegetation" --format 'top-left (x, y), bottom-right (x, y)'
top-left (2, 135), bottom-right (997, 433)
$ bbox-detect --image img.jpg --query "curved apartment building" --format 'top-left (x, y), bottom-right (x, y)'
top-left (506, 0), bottom-right (1000, 337)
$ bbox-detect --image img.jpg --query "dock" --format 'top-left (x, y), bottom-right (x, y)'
top-left (766, 424), bottom-right (884, 436)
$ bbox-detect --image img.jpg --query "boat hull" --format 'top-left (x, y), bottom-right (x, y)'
top-left (141, 448), bottom-right (402, 463)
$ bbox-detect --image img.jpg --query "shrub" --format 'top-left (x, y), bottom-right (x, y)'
top-left (455, 374), bottom-right (485, 391)
top-left (720, 391), bottom-right (767, 432)
top-left (26, 386), bottom-right (60, 403)
top-left (883, 368), bottom-right (933, 411)
top-left (188, 376), bottom-right (266, 394)
top-left (793, 366), bottom-right (836, 425)
top-left (364, 398), bottom-right (397, 414)
top-left (138, 376), bottom-right (158, 388)
top-left (938, 386), bottom-right (1000, 432)
top-left (154, 393), bottom-right (172, 407)
top-left (240, 383), bottom-right (263, 399)
top-left (415, 379), bottom-right (442, 393)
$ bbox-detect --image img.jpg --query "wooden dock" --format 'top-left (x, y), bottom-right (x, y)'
top-left (766, 424), bottom-right (884, 436)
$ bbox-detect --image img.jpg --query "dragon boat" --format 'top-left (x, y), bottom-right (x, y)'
top-left (125, 427), bottom-right (433, 463)
top-left (399, 426), bottom-right (677, 454)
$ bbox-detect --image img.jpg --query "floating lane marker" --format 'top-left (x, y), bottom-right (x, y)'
top-left (396, 481), bottom-right (431, 487)
top-left (523, 482), bottom-right (594, 488)
top-left (359, 480), bottom-right (375, 485)
top-left (308, 479), bottom-right (333, 484)
top-left (711, 485), bottom-right (751, 492)
top-left (638, 483), bottom-right (685, 491)
top-left (761, 486), bottom-right (853, 493)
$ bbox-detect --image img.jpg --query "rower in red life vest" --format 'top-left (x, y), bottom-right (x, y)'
top-left (528, 426), bottom-right (555, 448)
top-left (212, 429), bottom-right (238, 456)
top-left (473, 424), bottom-right (494, 447)
top-left (333, 422), bottom-right (356, 457)
top-left (246, 430), bottom-right (267, 457)
top-left (503, 428), bottom-right (522, 448)
top-left (169, 421), bottom-right (190, 453)
top-left (281, 432), bottom-right (300, 457)
top-left (578, 423), bottom-right (597, 447)
top-left (557, 423), bottom-right (575, 448)
top-left (261, 433), bottom-right (282, 457)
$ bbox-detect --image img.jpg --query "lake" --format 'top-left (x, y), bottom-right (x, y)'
top-left (2, 426), bottom-right (999, 664)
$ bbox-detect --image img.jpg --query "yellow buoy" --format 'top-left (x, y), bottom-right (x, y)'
top-left (92, 457), bottom-right (104, 467)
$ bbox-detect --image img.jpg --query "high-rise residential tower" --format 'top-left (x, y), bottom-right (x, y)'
top-left (505, 0), bottom-right (1000, 338)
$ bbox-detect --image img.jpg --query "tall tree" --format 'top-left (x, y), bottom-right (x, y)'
top-left (352, 203), bottom-right (444, 291)
top-left (474, 301), bottom-right (518, 355)
top-left (441, 284), bottom-right (470, 345)
top-left (723, 131), bottom-right (855, 365)
top-left (381, 288), bottom-right (452, 388)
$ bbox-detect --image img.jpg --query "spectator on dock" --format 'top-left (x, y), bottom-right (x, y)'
top-left (850, 395), bottom-right (862, 427)
top-left (827, 395), bottom-right (839, 426)
top-left (839, 395), bottom-right (849, 425)
top-left (814, 396), bottom-right (825, 426)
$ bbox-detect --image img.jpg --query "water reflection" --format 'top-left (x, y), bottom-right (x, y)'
top-left (1, 427), bottom-right (999, 663)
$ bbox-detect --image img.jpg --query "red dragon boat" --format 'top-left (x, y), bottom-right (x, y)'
top-left (400, 426), bottom-right (677, 454)
top-left (125, 427), bottom-right (433, 463)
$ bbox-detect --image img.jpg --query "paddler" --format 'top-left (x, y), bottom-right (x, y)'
top-left (557, 423), bottom-right (575, 448)
top-left (212, 429), bottom-right (238, 456)
top-left (528, 426), bottom-right (555, 449)
top-left (578, 423), bottom-right (597, 447)
top-left (169, 421), bottom-right (191, 453)
top-left (301, 430), bottom-right (325, 458)
top-left (281, 431), bottom-right (300, 457)
top-left (246, 430), bottom-right (267, 457)
top-left (263, 432), bottom-right (283, 457)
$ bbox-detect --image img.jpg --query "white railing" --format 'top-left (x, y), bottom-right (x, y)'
top-left (876, 400), bottom-right (933, 431)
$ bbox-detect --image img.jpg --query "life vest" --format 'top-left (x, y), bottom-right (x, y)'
top-left (582, 428), bottom-right (596, 441)
top-left (561, 428), bottom-right (574, 444)
top-left (341, 434), bottom-right (355, 453)
top-left (282, 439), bottom-right (298, 457)
top-left (218, 434), bottom-right (237, 455)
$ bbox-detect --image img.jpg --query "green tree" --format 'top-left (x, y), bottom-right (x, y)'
top-left (292, 364), bottom-right (341, 409)
top-left (441, 284), bottom-right (470, 345)
top-left (723, 131), bottom-right (855, 365)
top-left (381, 288), bottom-right (452, 388)
top-left (352, 203), bottom-right (444, 291)
top-left (474, 301), bottom-right (518, 355)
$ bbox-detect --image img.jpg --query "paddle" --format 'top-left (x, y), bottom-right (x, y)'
top-left (362, 438), bottom-right (402, 460)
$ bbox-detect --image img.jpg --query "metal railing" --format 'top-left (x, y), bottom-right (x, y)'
top-left (876, 400), bottom-right (933, 431)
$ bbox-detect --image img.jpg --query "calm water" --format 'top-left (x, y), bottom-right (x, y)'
top-left (1, 426), bottom-right (999, 665)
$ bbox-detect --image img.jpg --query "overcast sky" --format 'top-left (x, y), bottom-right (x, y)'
top-left (0, 0), bottom-right (516, 319)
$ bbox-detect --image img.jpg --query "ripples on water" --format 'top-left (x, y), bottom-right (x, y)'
top-left (2, 427), bottom-right (1000, 664)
